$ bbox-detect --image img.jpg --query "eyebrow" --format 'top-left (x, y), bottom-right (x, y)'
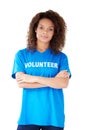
top-left (39, 24), bottom-right (54, 28)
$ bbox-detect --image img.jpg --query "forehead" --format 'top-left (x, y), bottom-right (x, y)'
top-left (38, 18), bottom-right (54, 27)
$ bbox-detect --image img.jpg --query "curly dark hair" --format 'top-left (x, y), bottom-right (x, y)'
top-left (27, 10), bottom-right (67, 54)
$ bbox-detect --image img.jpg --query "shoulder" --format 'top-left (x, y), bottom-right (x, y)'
top-left (16, 48), bottom-right (27, 54)
top-left (56, 51), bottom-right (68, 59)
top-left (58, 51), bottom-right (67, 56)
top-left (15, 48), bottom-right (30, 56)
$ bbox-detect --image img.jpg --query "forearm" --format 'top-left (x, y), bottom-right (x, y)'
top-left (17, 82), bottom-right (45, 89)
top-left (16, 72), bottom-right (45, 89)
top-left (36, 76), bottom-right (69, 89)
top-left (16, 71), bottom-right (69, 89)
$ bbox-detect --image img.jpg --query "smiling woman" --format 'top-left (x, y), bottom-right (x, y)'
top-left (11, 9), bottom-right (71, 130)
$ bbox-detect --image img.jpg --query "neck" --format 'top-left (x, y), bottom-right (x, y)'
top-left (36, 41), bottom-right (49, 52)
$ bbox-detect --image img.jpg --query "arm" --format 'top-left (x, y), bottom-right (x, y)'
top-left (36, 70), bottom-right (70, 89)
top-left (36, 76), bottom-right (69, 89)
top-left (16, 72), bottom-right (45, 88)
top-left (16, 70), bottom-right (70, 89)
top-left (17, 82), bottom-right (45, 88)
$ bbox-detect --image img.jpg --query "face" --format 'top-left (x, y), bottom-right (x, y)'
top-left (35, 18), bottom-right (54, 44)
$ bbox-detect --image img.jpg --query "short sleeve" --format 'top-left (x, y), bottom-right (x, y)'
top-left (11, 51), bottom-right (25, 79)
top-left (59, 53), bottom-right (71, 78)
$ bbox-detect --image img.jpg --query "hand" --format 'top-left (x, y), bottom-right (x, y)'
top-left (56, 70), bottom-right (70, 78)
top-left (16, 73), bottom-right (37, 83)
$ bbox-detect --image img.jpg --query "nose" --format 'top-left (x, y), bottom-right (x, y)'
top-left (43, 29), bottom-right (48, 34)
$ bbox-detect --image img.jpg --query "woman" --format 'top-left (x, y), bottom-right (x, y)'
top-left (12, 10), bottom-right (71, 130)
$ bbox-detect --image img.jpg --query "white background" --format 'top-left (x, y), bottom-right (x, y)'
top-left (0, 0), bottom-right (87, 130)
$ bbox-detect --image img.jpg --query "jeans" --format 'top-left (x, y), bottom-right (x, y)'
top-left (17, 125), bottom-right (64, 130)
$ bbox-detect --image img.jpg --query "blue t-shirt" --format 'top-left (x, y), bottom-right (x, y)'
top-left (12, 48), bottom-right (71, 127)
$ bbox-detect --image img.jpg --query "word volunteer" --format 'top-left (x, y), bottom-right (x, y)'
top-left (25, 62), bottom-right (58, 68)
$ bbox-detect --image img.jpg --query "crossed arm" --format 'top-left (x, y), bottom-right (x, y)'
top-left (16, 70), bottom-right (70, 89)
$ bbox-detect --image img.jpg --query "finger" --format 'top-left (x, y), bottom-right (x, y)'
top-left (17, 79), bottom-right (24, 83)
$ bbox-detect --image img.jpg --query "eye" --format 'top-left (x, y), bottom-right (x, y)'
top-left (39, 26), bottom-right (44, 30)
top-left (48, 28), bottom-right (54, 32)
top-left (49, 28), bottom-right (54, 31)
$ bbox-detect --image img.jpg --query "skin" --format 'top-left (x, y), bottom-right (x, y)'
top-left (16, 18), bottom-right (70, 89)
top-left (35, 18), bottom-right (55, 52)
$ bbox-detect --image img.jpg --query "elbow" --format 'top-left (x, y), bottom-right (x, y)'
top-left (62, 79), bottom-right (69, 88)
top-left (18, 84), bottom-right (23, 88)
top-left (62, 83), bottom-right (69, 88)
top-left (51, 83), bottom-right (68, 89)
top-left (56, 78), bottom-right (69, 89)
top-left (17, 83), bottom-right (23, 88)
top-left (16, 82), bottom-right (24, 88)
top-left (16, 79), bottom-right (24, 88)
top-left (53, 77), bottom-right (69, 89)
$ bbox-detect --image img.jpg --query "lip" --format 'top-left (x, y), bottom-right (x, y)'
top-left (41, 35), bottom-right (48, 39)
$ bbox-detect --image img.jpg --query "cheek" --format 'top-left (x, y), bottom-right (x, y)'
top-left (35, 32), bottom-right (40, 39)
top-left (36, 30), bottom-right (42, 37)
top-left (50, 33), bottom-right (54, 39)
